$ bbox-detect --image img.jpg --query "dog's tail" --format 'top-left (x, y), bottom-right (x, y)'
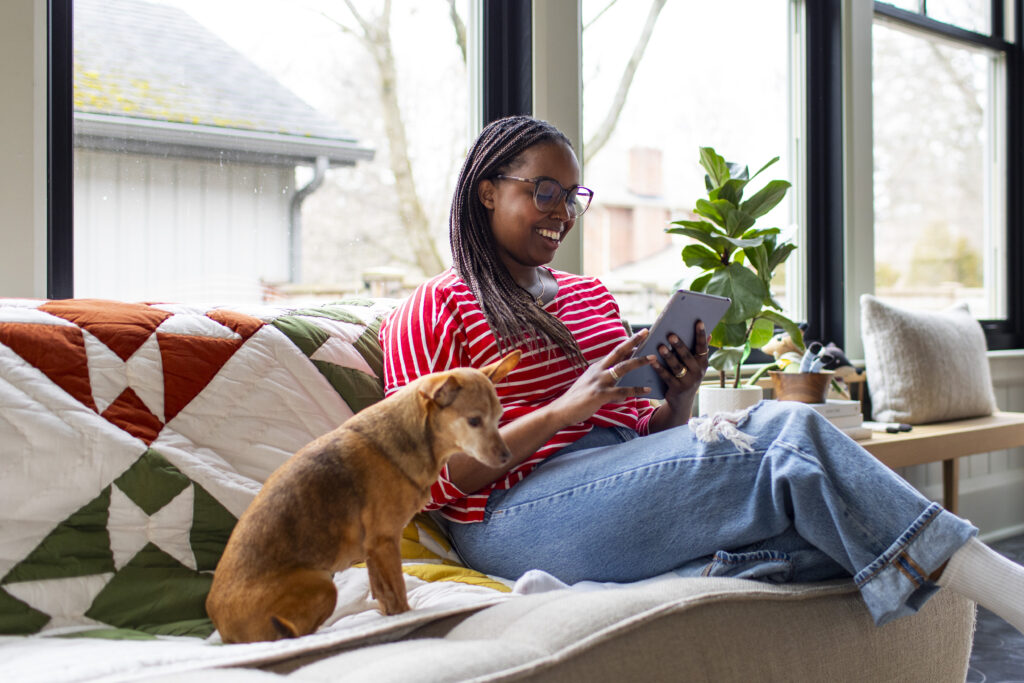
top-left (271, 615), bottom-right (299, 640)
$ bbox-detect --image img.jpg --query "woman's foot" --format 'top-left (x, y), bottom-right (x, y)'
top-left (938, 536), bottom-right (1024, 634)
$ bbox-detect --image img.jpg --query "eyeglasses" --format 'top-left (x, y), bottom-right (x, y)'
top-left (494, 175), bottom-right (594, 217)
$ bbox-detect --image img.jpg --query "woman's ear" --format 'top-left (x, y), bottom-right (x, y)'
top-left (478, 179), bottom-right (497, 210)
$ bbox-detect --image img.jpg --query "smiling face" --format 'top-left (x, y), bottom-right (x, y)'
top-left (477, 140), bottom-right (581, 282)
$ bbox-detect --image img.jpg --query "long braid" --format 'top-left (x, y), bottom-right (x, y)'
top-left (450, 116), bottom-right (587, 367)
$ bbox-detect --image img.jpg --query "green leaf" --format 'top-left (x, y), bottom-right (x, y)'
top-left (748, 156), bottom-right (780, 182)
top-left (728, 163), bottom-right (750, 181)
top-left (740, 179), bottom-right (791, 219)
top-left (705, 264), bottom-right (768, 325)
top-left (716, 178), bottom-right (748, 206)
top-left (742, 227), bottom-right (781, 240)
top-left (767, 241), bottom-right (797, 272)
top-left (721, 234), bottom-right (765, 250)
top-left (682, 244), bottom-right (722, 270)
top-left (695, 199), bottom-right (735, 228)
top-left (666, 225), bottom-right (730, 253)
top-left (724, 207), bottom-right (756, 237)
top-left (688, 271), bottom-right (713, 293)
top-left (709, 347), bottom-right (743, 372)
top-left (743, 244), bottom-right (770, 280)
top-left (699, 147), bottom-right (730, 188)
top-left (749, 316), bottom-right (776, 348)
top-left (667, 219), bottom-right (718, 234)
top-left (709, 321), bottom-right (747, 348)
top-left (757, 310), bottom-right (806, 351)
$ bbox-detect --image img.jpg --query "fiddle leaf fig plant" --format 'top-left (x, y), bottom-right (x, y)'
top-left (666, 147), bottom-right (805, 388)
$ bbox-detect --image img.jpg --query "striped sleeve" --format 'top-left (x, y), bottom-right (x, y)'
top-left (381, 277), bottom-right (458, 396)
top-left (380, 275), bottom-right (471, 509)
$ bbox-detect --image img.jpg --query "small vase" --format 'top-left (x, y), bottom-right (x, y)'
top-left (698, 385), bottom-right (764, 416)
top-left (770, 371), bottom-right (834, 404)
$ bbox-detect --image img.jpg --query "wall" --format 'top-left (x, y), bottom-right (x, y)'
top-left (0, 0), bottom-right (47, 298)
top-left (74, 150), bottom-right (293, 303)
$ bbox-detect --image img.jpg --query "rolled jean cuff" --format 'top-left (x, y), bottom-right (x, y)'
top-left (854, 502), bottom-right (977, 625)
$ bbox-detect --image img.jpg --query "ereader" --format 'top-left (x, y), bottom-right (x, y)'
top-left (615, 290), bottom-right (731, 399)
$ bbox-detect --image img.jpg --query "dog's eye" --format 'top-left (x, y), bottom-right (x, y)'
top-left (467, 416), bottom-right (482, 427)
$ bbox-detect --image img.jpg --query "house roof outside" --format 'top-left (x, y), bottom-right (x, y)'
top-left (73, 0), bottom-right (374, 166)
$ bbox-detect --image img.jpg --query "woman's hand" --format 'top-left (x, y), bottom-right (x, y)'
top-left (447, 329), bottom-right (654, 495)
top-left (648, 320), bottom-right (710, 432)
top-left (545, 329), bottom-right (655, 428)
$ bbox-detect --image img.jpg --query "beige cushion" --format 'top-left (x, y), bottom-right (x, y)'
top-left (144, 577), bottom-right (976, 682)
top-left (860, 294), bottom-right (997, 424)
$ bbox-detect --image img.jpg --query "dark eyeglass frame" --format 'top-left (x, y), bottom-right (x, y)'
top-left (494, 175), bottom-right (594, 217)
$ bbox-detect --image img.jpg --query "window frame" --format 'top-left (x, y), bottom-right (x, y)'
top-left (45, 0), bottom-right (1024, 352)
top-left (866, 0), bottom-right (1023, 349)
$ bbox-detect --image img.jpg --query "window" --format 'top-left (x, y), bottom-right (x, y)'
top-left (872, 3), bottom-right (1008, 318)
top-left (580, 0), bottom-right (803, 324)
top-left (70, 0), bottom-right (472, 305)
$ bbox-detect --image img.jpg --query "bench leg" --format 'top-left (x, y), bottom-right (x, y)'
top-left (942, 458), bottom-right (959, 515)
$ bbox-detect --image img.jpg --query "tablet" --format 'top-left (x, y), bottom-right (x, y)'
top-left (615, 289), bottom-right (731, 399)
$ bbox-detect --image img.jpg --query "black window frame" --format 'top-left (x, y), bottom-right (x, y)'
top-left (867, 0), bottom-right (1024, 349)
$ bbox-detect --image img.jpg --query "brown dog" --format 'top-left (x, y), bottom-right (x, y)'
top-left (205, 351), bottom-right (520, 644)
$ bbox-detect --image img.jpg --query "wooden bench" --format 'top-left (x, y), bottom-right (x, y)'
top-left (858, 412), bottom-right (1024, 515)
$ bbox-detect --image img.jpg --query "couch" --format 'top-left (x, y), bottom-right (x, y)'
top-left (0, 297), bottom-right (976, 682)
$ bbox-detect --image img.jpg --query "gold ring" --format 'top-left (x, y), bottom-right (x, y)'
top-left (696, 351), bottom-right (708, 356)
top-left (609, 366), bottom-right (622, 381)
top-left (676, 368), bottom-right (687, 379)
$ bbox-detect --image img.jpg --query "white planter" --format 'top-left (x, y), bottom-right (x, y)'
top-left (698, 385), bottom-right (764, 416)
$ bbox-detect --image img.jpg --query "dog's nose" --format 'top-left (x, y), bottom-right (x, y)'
top-left (500, 448), bottom-right (512, 464)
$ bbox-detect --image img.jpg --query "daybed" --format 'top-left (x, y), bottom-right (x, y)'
top-left (0, 297), bottom-right (975, 682)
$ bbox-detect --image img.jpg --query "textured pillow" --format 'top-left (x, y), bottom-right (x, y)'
top-left (860, 294), bottom-right (996, 424)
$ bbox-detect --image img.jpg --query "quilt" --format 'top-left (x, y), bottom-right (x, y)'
top-left (0, 298), bottom-right (513, 681)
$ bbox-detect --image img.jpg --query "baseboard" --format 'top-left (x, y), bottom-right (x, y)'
top-left (978, 522), bottom-right (1024, 545)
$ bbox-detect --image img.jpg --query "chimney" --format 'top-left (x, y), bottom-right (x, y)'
top-left (627, 147), bottom-right (663, 197)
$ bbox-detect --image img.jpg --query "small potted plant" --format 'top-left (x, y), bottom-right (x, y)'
top-left (667, 147), bottom-right (805, 414)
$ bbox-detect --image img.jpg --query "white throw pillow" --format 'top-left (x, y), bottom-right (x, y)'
top-left (860, 294), bottom-right (997, 424)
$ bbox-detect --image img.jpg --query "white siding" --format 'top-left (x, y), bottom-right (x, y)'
top-left (73, 149), bottom-right (293, 304)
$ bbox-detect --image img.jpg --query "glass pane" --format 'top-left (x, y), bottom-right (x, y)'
top-left (872, 21), bottom-right (1004, 317)
top-left (927, 0), bottom-right (991, 35)
top-left (73, 0), bottom-right (469, 305)
top-left (581, 0), bottom-right (797, 324)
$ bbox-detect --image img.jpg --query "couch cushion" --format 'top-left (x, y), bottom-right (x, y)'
top-left (258, 577), bottom-right (974, 682)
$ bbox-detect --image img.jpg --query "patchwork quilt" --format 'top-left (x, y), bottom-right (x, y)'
top-left (0, 298), bottom-right (513, 681)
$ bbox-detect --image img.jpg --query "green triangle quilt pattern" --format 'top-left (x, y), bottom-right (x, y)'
top-left (0, 298), bottom-right (398, 639)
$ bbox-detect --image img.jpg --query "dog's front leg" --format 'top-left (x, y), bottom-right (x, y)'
top-left (366, 537), bottom-right (411, 615)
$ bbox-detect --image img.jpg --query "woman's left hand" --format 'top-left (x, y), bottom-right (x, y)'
top-left (647, 320), bottom-right (709, 430)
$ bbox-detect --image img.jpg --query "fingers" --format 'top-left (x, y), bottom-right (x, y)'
top-left (603, 329), bottom-right (648, 369)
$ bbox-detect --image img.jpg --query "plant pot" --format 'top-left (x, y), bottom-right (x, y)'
top-left (698, 385), bottom-right (764, 416)
top-left (770, 371), bottom-right (834, 404)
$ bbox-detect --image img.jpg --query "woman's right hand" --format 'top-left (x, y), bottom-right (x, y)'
top-left (446, 330), bottom-right (656, 495)
top-left (546, 329), bottom-right (656, 428)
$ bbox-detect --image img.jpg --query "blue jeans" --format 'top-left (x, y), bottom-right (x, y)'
top-left (446, 400), bottom-right (977, 626)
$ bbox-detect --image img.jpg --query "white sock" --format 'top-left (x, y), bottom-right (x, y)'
top-left (937, 536), bottom-right (1024, 633)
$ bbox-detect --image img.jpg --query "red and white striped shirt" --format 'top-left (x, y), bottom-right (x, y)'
top-left (379, 267), bottom-right (657, 523)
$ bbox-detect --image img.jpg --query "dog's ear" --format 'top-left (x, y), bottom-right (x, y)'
top-left (480, 350), bottom-right (521, 385)
top-left (421, 374), bottom-right (462, 408)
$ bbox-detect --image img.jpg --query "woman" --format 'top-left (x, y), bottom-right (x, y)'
top-left (379, 115), bottom-right (1024, 631)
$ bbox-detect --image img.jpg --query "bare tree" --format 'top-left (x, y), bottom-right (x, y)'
top-left (322, 0), bottom-right (665, 278)
top-left (323, 0), bottom-right (446, 276)
top-left (584, 0), bottom-right (668, 161)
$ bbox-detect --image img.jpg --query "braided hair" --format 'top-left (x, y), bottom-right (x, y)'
top-left (450, 115), bottom-right (587, 367)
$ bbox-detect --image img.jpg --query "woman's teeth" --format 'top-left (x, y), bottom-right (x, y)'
top-left (537, 228), bottom-right (562, 241)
